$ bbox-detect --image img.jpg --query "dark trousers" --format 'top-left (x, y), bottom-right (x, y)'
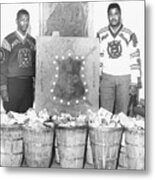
top-left (100, 73), bottom-right (130, 114)
top-left (3, 77), bottom-right (34, 113)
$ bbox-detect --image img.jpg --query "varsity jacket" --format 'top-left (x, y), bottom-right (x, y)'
top-left (0, 31), bottom-right (36, 91)
top-left (97, 25), bottom-right (141, 87)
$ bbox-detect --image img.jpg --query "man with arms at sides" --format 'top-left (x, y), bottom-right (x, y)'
top-left (97, 3), bottom-right (142, 114)
top-left (0, 9), bottom-right (36, 113)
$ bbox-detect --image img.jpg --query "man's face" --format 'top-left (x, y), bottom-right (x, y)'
top-left (16, 14), bottom-right (29, 34)
top-left (108, 8), bottom-right (121, 27)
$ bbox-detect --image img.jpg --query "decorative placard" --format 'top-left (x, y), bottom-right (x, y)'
top-left (35, 37), bottom-right (100, 115)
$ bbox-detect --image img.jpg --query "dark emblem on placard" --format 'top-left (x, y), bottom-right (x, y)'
top-left (0, 48), bottom-right (5, 64)
top-left (54, 57), bottom-right (85, 101)
top-left (107, 40), bottom-right (122, 59)
top-left (18, 48), bottom-right (32, 68)
top-left (50, 50), bottom-right (89, 106)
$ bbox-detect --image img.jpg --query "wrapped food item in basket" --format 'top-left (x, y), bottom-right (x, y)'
top-left (118, 112), bottom-right (145, 130)
top-left (87, 108), bottom-right (121, 128)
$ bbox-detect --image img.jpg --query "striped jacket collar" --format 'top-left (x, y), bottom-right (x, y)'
top-left (108, 24), bottom-right (123, 38)
top-left (16, 30), bottom-right (28, 42)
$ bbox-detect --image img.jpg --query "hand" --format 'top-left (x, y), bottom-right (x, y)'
top-left (129, 85), bottom-right (138, 96)
top-left (100, 75), bottom-right (102, 83)
top-left (1, 89), bottom-right (9, 102)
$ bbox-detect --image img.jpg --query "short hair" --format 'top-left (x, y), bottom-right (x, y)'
top-left (108, 3), bottom-right (121, 15)
top-left (16, 9), bottom-right (29, 19)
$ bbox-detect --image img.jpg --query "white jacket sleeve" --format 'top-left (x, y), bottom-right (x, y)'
top-left (129, 33), bottom-right (142, 87)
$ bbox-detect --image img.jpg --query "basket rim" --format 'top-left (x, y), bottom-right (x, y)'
top-left (89, 126), bottom-right (123, 132)
top-left (124, 127), bottom-right (145, 134)
top-left (22, 125), bottom-right (54, 132)
top-left (56, 125), bottom-right (88, 130)
top-left (0, 123), bottom-right (22, 129)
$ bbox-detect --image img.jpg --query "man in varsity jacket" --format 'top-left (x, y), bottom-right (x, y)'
top-left (97, 3), bottom-right (141, 114)
top-left (0, 9), bottom-right (36, 113)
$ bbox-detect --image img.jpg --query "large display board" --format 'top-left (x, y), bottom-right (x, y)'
top-left (35, 37), bottom-right (100, 115)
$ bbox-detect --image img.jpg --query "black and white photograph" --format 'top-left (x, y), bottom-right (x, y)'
top-left (0, 0), bottom-right (145, 171)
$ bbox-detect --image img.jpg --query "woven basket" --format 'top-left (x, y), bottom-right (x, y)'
top-left (23, 126), bottom-right (54, 168)
top-left (56, 125), bottom-right (88, 168)
top-left (54, 136), bottom-right (60, 164)
top-left (118, 131), bottom-right (128, 169)
top-left (89, 126), bottom-right (123, 169)
top-left (125, 128), bottom-right (145, 170)
top-left (86, 135), bottom-right (93, 165)
top-left (0, 124), bottom-right (23, 167)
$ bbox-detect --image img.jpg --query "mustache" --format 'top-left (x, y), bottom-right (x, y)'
top-left (20, 24), bottom-right (29, 28)
top-left (111, 19), bottom-right (117, 21)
